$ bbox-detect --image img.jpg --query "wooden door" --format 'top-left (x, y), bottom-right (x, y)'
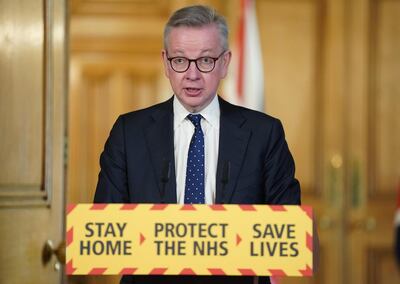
top-left (0, 0), bottom-right (67, 283)
top-left (257, 1), bottom-right (344, 283)
top-left (346, 0), bottom-right (400, 283)
top-left (257, 0), bottom-right (400, 283)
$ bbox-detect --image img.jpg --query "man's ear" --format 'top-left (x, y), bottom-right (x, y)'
top-left (161, 49), bottom-right (170, 78)
top-left (220, 50), bottom-right (232, 79)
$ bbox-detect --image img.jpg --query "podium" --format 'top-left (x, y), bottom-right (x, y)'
top-left (66, 204), bottom-right (313, 277)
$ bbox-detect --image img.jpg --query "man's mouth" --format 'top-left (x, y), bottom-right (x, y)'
top-left (184, 88), bottom-right (201, 96)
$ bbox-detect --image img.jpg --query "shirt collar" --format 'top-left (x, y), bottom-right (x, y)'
top-left (173, 95), bottom-right (220, 130)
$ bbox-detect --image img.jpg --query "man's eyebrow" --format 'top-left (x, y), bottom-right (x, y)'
top-left (168, 49), bottom-right (185, 55)
top-left (168, 48), bottom-right (216, 57)
top-left (199, 49), bottom-right (213, 54)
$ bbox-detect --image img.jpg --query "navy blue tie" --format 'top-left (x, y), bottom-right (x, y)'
top-left (184, 114), bottom-right (205, 204)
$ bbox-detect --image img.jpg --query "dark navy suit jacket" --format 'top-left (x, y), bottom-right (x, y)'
top-left (94, 96), bottom-right (301, 284)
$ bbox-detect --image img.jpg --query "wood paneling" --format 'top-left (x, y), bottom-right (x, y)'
top-left (367, 247), bottom-right (400, 284)
top-left (70, 0), bottom-right (171, 16)
top-left (67, 1), bottom-right (400, 283)
top-left (68, 58), bottom-right (166, 203)
top-left (258, 0), bottom-right (320, 195)
top-left (371, 0), bottom-right (400, 195)
top-left (347, 0), bottom-right (400, 283)
top-left (0, 0), bottom-right (66, 282)
top-left (0, 0), bottom-right (45, 203)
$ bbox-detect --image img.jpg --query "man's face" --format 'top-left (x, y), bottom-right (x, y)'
top-left (162, 24), bottom-right (231, 113)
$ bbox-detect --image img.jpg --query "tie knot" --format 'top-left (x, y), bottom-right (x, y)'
top-left (187, 114), bottom-right (202, 127)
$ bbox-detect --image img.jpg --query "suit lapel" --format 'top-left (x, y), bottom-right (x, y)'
top-left (144, 98), bottom-right (177, 203)
top-left (216, 98), bottom-right (251, 203)
top-left (143, 96), bottom-right (251, 204)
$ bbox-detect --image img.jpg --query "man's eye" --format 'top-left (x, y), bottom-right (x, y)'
top-left (173, 58), bottom-right (187, 64)
top-left (199, 57), bottom-right (213, 64)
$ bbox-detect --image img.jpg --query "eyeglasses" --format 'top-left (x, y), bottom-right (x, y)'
top-left (166, 51), bottom-right (226, 73)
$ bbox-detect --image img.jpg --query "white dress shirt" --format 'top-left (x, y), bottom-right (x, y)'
top-left (173, 95), bottom-right (220, 204)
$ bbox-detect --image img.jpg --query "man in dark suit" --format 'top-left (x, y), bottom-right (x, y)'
top-left (94, 5), bottom-right (300, 284)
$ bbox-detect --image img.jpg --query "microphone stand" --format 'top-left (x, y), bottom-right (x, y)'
top-left (160, 160), bottom-right (171, 203)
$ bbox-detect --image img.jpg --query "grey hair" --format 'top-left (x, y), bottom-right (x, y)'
top-left (163, 5), bottom-right (229, 51)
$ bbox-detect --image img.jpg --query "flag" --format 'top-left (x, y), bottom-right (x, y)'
top-left (395, 180), bottom-right (400, 268)
top-left (223, 1), bottom-right (280, 283)
top-left (223, 0), bottom-right (264, 112)
top-left (223, 1), bottom-right (279, 283)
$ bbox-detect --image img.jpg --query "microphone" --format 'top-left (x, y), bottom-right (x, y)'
top-left (160, 159), bottom-right (171, 202)
top-left (221, 161), bottom-right (230, 202)
top-left (221, 161), bottom-right (230, 185)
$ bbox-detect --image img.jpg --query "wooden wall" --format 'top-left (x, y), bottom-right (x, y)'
top-left (68, 0), bottom-right (400, 283)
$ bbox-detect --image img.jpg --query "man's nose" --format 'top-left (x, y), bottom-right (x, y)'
top-left (185, 61), bottom-right (200, 80)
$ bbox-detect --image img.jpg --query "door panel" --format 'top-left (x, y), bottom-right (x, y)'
top-left (0, 0), bottom-right (67, 283)
top-left (348, 0), bottom-right (400, 283)
top-left (258, 0), bottom-right (400, 283)
top-left (258, 0), bottom-right (319, 193)
top-left (258, 0), bottom-right (343, 283)
top-left (372, 0), bottom-right (400, 194)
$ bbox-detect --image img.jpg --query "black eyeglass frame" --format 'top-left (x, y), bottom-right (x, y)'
top-left (166, 51), bottom-right (227, 73)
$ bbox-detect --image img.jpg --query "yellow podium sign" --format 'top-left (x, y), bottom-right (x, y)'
top-left (66, 204), bottom-right (313, 277)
